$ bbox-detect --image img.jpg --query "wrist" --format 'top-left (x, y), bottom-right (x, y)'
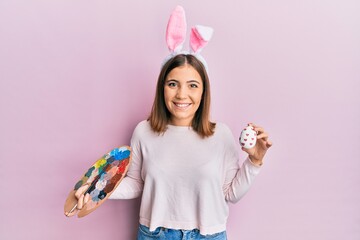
top-left (249, 155), bottom-right (263, 166)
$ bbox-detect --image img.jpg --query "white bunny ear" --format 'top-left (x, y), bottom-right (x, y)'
top-left (166, 5), bottom-right (187, 53)
top-left (190, 25), bottom-right (214, 54)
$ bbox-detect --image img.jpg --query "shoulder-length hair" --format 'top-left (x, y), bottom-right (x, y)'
top-left (148, 54), bottom-right (216, 138)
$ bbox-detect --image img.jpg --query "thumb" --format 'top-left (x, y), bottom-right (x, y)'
top-left (241, 147), bottom-right (250, 154)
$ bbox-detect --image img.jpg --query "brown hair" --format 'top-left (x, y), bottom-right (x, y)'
top-left (148, 54), bottom-right (216, 138)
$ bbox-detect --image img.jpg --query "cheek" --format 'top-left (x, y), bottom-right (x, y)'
top-left (164, 88), bottom-right (170, 100)
top-left (164, 89), bottom-right (173, 108)
top-left (195, 90), bottom-right (204, 103)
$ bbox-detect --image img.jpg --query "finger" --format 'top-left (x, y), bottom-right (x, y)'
top-left (247, 123), bottom-right (257, 131)
top-left (257, 138), bottom-right (272, 149)
top-left (266, 140), bottom-right (273, 148)
top-left (247, 123), bottom-right (262, 136)
top-left (247, 123), bottom-right (263, 133)
top-left (84, 193), bottom-right (90, 204)
top-left (75, 184), bottom-right (89, 199)
top-left (77, 194), bottom-right (85, 210)
top-left (256, 132), bottom-right (269, 140)
top-left (248, 122), bottom-right (256, 126)
top-left (253, 126), bottom-right (265, 135)
top-left (65, 208), bottom-right (78, 217)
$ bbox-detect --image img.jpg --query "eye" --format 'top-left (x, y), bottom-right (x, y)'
top-left (190, 83), bottom-right (198, 88)
top-left (167, 82), bottom-right (177, 87)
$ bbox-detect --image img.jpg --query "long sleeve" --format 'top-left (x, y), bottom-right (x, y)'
top-left (222, 126), bottom-right (262, 203)
top-left (109, 126), bottom-right (144, 199)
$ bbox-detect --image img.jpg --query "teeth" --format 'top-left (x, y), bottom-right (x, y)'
top-left (175, 103), bottom-right (190, 108)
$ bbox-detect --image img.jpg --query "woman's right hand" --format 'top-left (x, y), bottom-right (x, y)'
top-left (65, 184), bottom-right (91, 217)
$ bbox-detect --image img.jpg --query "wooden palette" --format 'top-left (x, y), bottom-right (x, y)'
top-left (64, 146), bottom-right (131, 217)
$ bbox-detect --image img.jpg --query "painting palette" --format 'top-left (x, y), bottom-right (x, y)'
top-left (64, 146), bottom-right (131, 217)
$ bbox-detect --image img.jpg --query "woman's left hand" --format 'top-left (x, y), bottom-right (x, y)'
top-left (242, 123), bottom-right (273, 166)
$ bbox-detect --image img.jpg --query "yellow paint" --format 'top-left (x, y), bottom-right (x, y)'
top-left (94, 158), bottom-right (107, 169)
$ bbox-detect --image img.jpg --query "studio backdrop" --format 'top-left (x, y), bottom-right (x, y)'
top-left (0, 0), bottom-right (359, 239)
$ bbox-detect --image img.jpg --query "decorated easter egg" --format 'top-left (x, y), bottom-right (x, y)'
top-left (239, 126), bottom-right (257, 149)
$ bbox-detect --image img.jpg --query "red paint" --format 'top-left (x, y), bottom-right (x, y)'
top-left (117, 158), bottom-right (130, 174)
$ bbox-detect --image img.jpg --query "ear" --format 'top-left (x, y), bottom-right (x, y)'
top-left (166, 5), bottom-right (187, 53)
top-left (190, 25), bottom-right (214, 54)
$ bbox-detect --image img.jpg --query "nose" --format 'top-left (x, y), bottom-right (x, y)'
top-left (175, 85), bottom-right (187, 99)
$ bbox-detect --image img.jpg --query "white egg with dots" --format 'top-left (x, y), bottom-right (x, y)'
top-left (239, 125), bottom-right (257, 149)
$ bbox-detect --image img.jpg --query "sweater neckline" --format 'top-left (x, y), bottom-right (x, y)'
top-left (166, 124), bottom-right (193, 131)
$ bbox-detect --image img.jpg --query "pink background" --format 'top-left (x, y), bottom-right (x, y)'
top-left (1, 1), bottom-right (359, 239)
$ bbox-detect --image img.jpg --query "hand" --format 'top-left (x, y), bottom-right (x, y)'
top-left (65, 184), bottom-right (91, 217)
top-left (241, 123), bottom-right (273, 166)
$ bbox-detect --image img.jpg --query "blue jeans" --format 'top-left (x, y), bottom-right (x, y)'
top-left (137, 224), bottom-right (227, 240)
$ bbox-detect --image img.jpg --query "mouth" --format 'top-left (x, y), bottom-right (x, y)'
top-left (173, 102), bottom-right (192, 109)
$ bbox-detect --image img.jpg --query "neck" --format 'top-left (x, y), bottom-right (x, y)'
top-left (169, 118), bottom-right (192, 127)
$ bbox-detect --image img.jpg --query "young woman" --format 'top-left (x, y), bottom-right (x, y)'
top-left (67, 54), bottom-right (272, 240)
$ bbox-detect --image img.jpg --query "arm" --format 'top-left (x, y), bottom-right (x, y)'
top-left (222, 123), bottom-right (270, 203)
top-left (65, 126), bottom-right (145, 217)
top-left (109, 127), bottom-right (144, 199)
top-left (223, 156), bottom-right (262, 203)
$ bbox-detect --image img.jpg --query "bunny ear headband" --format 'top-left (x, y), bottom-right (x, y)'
top-left (162, 5), bottom-right (214, 71)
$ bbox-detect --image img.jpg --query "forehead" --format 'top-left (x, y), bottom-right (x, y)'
top-left (166, 64), bottom-right (202, 81)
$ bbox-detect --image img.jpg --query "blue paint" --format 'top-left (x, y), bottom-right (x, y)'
top-left (110, 148), bottom-right (130, 160)
top-left (107, 156), bottom-right (115, 164)
top-left (98, 190), bottom-right (107, 200)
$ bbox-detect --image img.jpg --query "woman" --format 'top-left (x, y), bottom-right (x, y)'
top-left (67, 54), bottom-right (272, 240)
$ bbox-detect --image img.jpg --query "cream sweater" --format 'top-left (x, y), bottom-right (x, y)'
top-left (109, 120), bottom-right (261, 235)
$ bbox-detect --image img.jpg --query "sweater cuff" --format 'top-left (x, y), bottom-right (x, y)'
top-left (245, 157), bottom-right (262, 175)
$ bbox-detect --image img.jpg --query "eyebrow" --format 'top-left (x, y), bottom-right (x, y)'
top-left (166, 79), bottom-right (201, 84)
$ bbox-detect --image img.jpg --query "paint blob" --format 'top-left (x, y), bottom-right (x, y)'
top-left (85, 166), bottom-right (95, 177)
top-left (74, 180), bottom-right (83, 190)
top-left (72, 147), bottom-right (131, 213)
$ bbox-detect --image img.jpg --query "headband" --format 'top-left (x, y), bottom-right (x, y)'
top-left (162, 5), bottom-right (214, 71)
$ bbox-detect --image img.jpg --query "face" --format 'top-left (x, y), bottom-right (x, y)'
top-left (164, 64), bottom-right (203, 126)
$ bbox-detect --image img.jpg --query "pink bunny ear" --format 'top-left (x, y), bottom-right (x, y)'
top-left (166, 5), bottom-right (187, 53)
top-left (190, 25), bottom-right (214, 54)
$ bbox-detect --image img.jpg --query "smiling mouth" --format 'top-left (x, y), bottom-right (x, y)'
top-left (174, 102), bottom-right (191, 109)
